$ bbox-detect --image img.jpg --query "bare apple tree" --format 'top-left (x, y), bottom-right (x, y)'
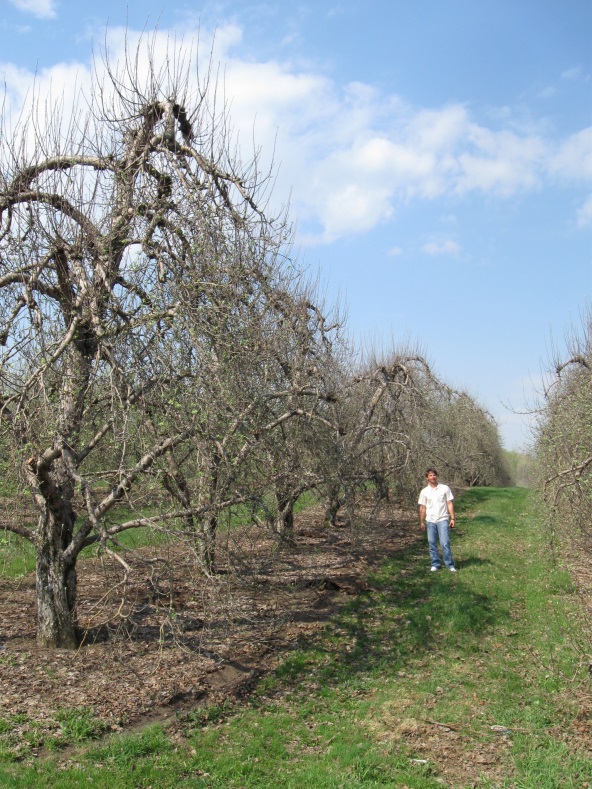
top-left (535, 308), bottom-right (592, 555)
top-left (417, 387), bottom-right (511, 487)
top-left (245, 287), bottom-right (343, 539)
top-left (314, 346), bottom-right (511, 524)
top-left (316, 348), bottom-right (437, 526)
top-left (0, 36), bottom-right (331, 647)
top-left (161, 270), bottom-right (343, 565)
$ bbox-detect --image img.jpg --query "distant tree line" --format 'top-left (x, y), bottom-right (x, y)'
top-left (503, 450), bottom-right (534, 489)
top-left (0, 35), bottom-right (509, 649)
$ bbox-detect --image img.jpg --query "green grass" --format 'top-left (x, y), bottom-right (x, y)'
top-left (0, 490), bottom-right (320, 580)
top-left (0, 507), bottom-right (165, 580)
top-left (54, 708), bottom-right (110, 744)
top-left (0, 487), bottom-right (591, 787)
top-left (0, 530), bottom-right (36, 578)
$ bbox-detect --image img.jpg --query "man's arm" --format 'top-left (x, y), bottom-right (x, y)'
top-left (419, 504), bottom-right (426, 531)
top-left (447, 499), bottom-right (455, 528)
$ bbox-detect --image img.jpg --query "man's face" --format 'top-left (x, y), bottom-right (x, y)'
top-left (426, 471), bottom-right (438, 486)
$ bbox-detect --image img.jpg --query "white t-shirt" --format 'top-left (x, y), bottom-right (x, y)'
top-left (418, 483), bottom-right (454, 523)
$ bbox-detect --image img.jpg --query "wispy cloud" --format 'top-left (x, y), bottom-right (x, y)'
top-left (422, 240), bottom-right (461, 256)
top-left (8, 0), bottom-right (57, 19)
top-left (551, 127), bottom-right (592, 180)
top-left (561, 66), bottom-right (583, 81)
top-left (539, 66), bottom-right (588, 101)
top-left (576, 195), bottom-right (592, 228)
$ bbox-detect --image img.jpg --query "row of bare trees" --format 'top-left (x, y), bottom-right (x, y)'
top-left (0, 38), bottom-right (509, 649)
top-left (534, 307), bottom-right (592, 561)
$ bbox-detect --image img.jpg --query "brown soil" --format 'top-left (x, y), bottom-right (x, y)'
top-left (0, 501), bottom-right (417, 756)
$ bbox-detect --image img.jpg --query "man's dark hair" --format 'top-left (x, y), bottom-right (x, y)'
top-left (425, 467), bottom-right (438, 477)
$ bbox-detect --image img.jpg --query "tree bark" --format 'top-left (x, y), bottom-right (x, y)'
top-left (323, 485), bottom-right (342, 528)
top-left (198, 514), bottom-right (218, 574)
top-left (35, 510), bottom-right (78, 649)
top-left (274, 491), bottom-right (296, 538)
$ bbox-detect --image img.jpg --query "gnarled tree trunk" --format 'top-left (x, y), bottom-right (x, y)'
top-left (274, 491), bottom-right (296, 538)
top-left (35, 508), bottom-right (79, 649)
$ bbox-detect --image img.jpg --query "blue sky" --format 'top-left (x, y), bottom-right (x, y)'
top-left (2, 0), bottom-right (591, 450)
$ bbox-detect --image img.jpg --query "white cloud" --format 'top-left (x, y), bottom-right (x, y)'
top-left (388, 246), bottom-right (403, 257)
top-left (440, 213), bottom-right (458, 225)
top-left (539, 66), bottom-right (588, 102)
top-left (551, 127), bottom-right (592, 180)
top-left (576, 195), bottom-right (592, 228)
top-left (0, 25), bottom-right (220, 156)
top-left (406, 105), bottom-right (470, 153)
top-left (1, 20), bottom-right (590, 245)
top-left (561, 66), bottom-right (583, 81)
top-left (456, 126), bottom-right (545, 196)
top-left (0, 60), bottom-right (91, 157)
top-left (422, 240), bottom-right (461, 256)
top-left (8, 0), bottom-right (57, 19)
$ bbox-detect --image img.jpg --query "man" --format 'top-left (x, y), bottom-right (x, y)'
top-left (418, 467), bottom-right (457, 572)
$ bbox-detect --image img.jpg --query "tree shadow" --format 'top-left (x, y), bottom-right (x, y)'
top-left (456, 487), bottom-right (518, 507)
top-left (457, 556), bottom-right (494, 569)
top-left (467, 515), bottom-right (501, 526)
top-left (283, 518), bottom-right (507, 687)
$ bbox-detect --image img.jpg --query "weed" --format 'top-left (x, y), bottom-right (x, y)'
top-left (179, 701), bottom-right (232, 728)
top-left (54, 707), bottom-right (109, 743)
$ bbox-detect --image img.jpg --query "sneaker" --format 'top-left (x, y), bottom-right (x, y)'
top-left (449, 567), bottom-right (457, 573)
top-left (430, 566), bottom-right (439, 572)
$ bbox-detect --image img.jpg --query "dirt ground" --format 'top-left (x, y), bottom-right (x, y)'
top-left (0, 502), bottom-right (418, 749)
top-left (1, 497), bottom-right (591, 786)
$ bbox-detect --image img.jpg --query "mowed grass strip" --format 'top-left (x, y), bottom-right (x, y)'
top-left (1, 487), bottom-right (591, 788)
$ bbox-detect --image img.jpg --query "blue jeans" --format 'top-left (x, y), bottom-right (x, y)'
top-left (427, 519), bottom-right (455, 569)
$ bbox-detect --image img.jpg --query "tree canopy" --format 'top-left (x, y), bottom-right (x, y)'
top-left (0, 34), bottom-right (510, 649)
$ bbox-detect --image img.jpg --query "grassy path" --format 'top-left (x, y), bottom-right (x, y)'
top-left (1, 487), bottom-right (591, 787)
